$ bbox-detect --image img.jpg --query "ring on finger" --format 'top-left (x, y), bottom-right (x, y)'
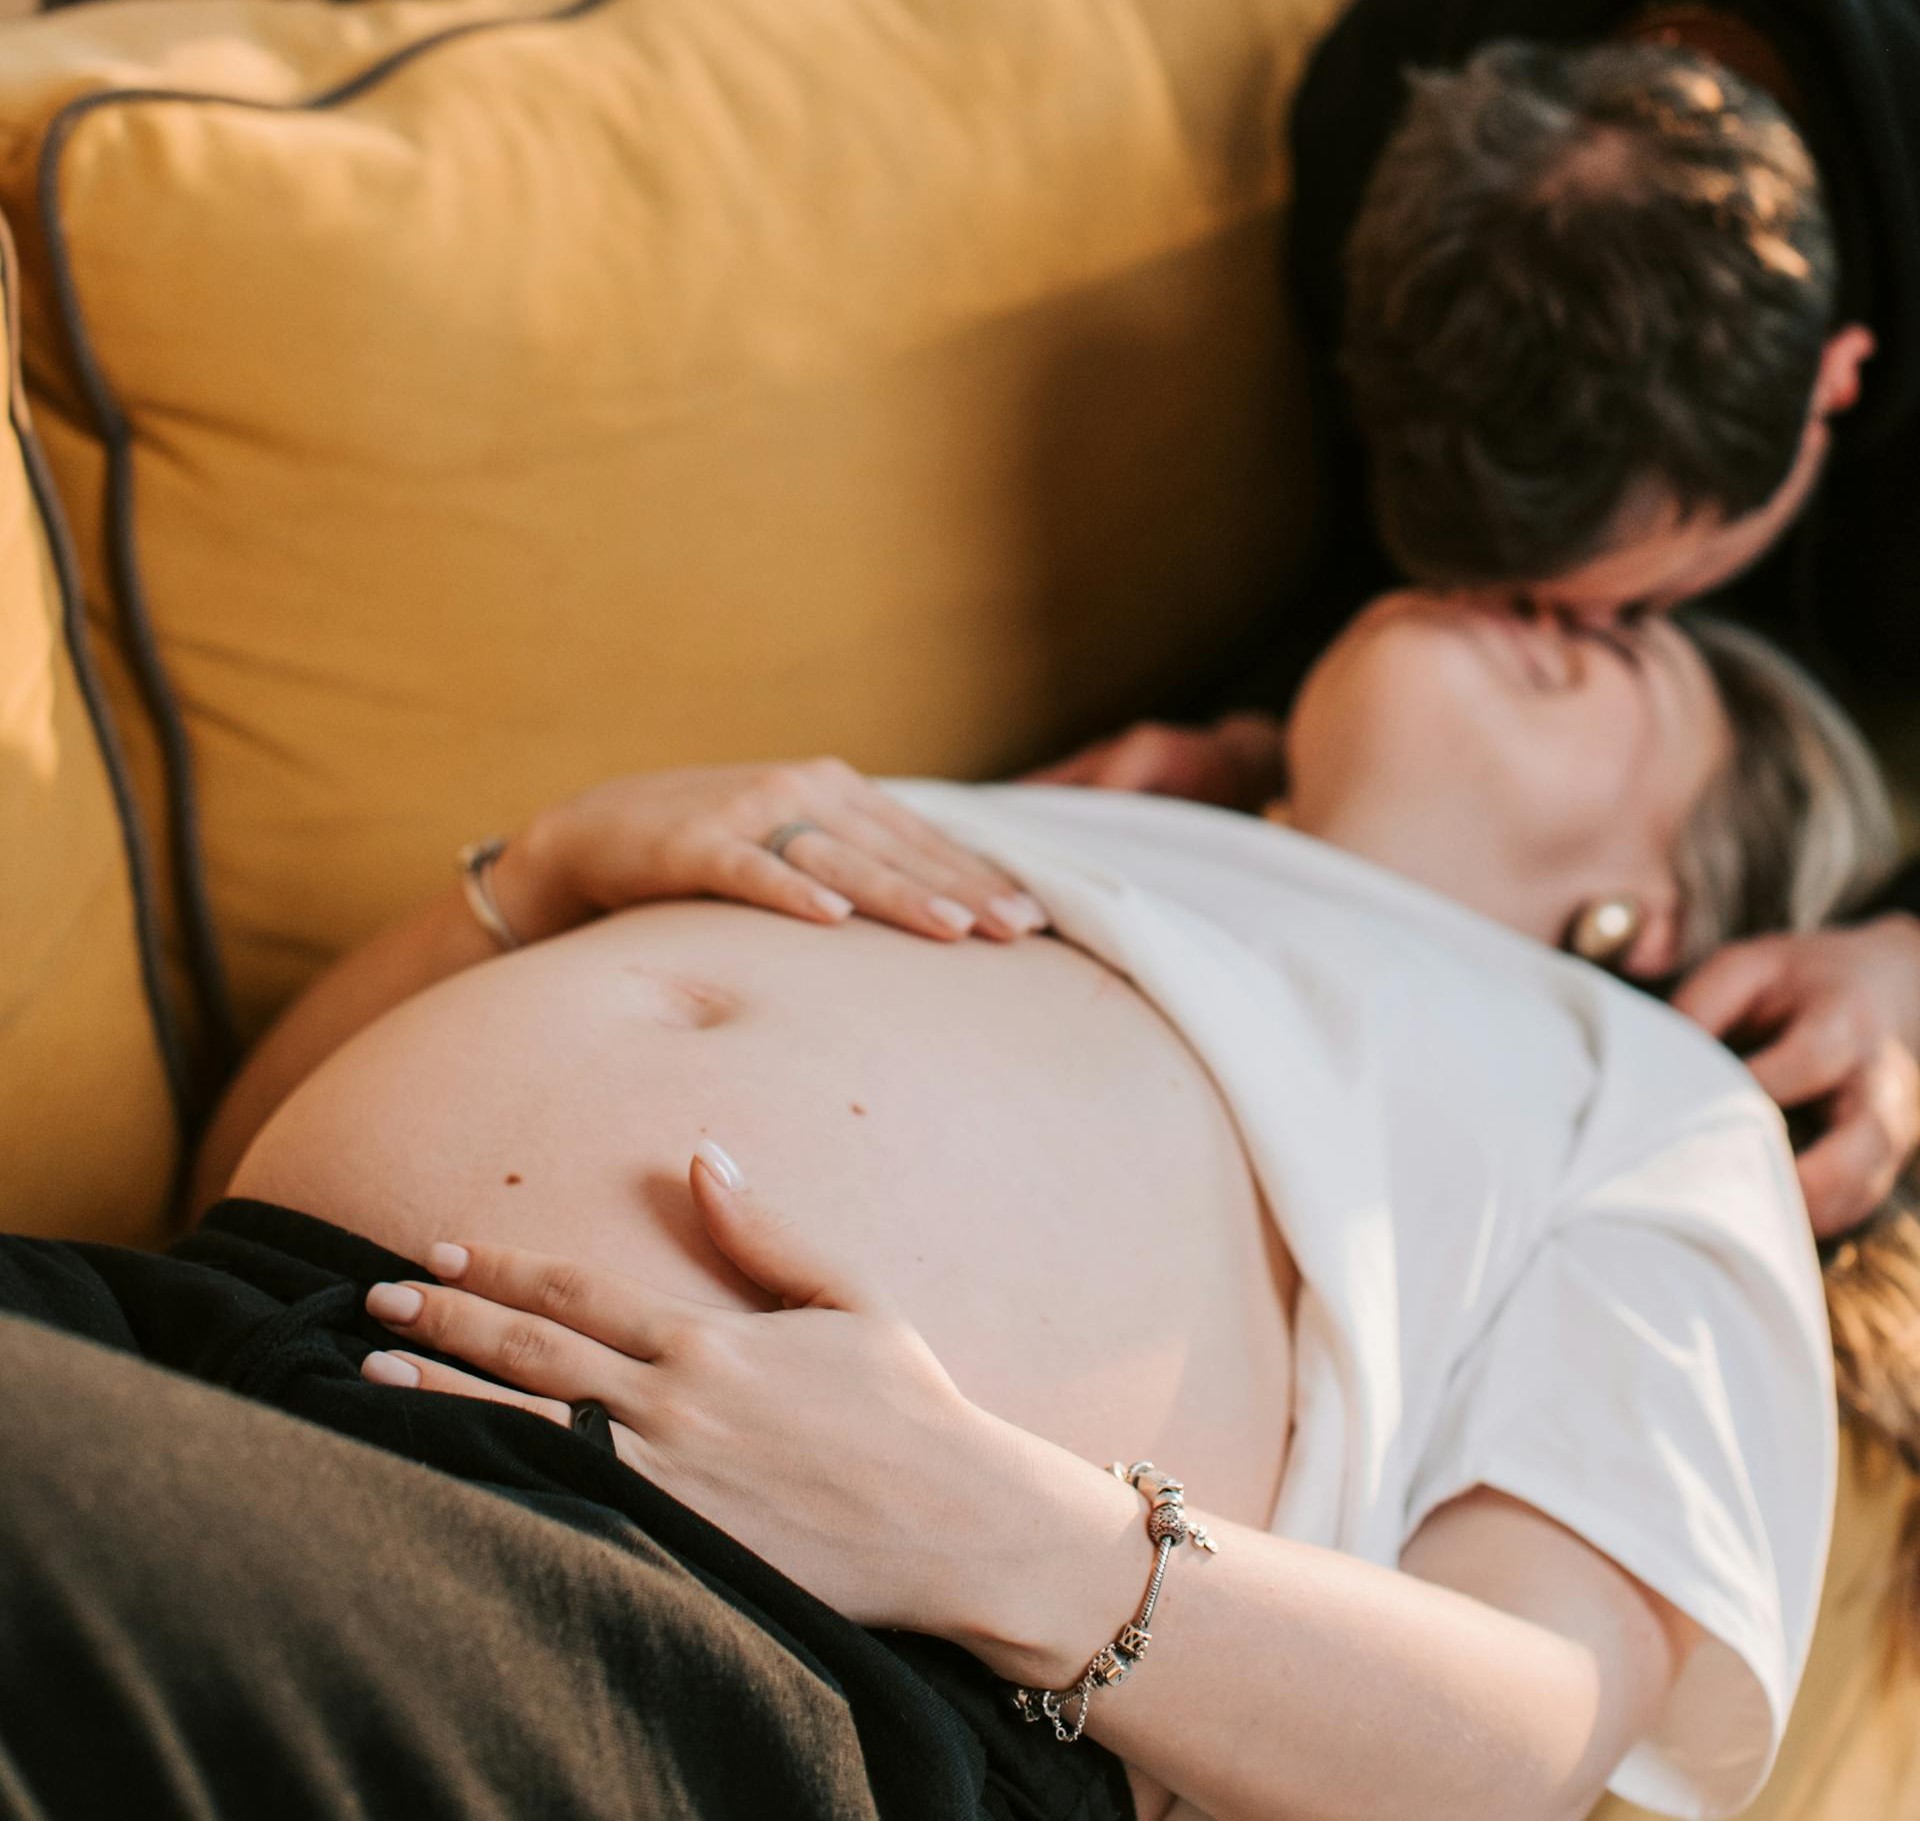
top-left (568, 1399), bottom-right (618, 1455)
top-left (762, 820), bottom-right (826, 862)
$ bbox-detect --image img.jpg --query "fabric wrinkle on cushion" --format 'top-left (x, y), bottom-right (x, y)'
top-left (0, 203), bottom-right (182, 1246)
top-left (0, 0), bottom-right (1341, 1042)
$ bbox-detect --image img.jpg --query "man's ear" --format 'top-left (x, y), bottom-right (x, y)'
top-left (1815, 323), bottom-right (1876, 419)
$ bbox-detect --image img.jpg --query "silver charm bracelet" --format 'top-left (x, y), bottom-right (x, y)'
top-left (1011, 1460), bottom-right (1219, 1744)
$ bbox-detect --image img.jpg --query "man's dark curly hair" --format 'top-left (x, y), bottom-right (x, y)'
top-left (1341, 40), bottom-right (1838, 585)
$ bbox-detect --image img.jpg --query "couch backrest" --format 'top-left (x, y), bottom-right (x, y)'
top-left (0, 0), bottom-right (1341, 1083)
top-left (0, 207), bottom-right (182, 1244)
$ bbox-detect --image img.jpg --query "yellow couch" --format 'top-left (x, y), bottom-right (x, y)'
top-left (0, 0), bottom-right (1329, 1079)
top-left (0, 0), bottom-right (1913, 1811)
top-left (0, 207), bottom-right (181, 1244)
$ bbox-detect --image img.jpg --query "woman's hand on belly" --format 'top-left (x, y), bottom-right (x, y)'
top-left (349, 1131), bottom-right (1694, 1821)
top-left (198, 761), bottom-right (1043, 1210)
top-left (358, 1141), bottom-right (1124, 1637)
top-left (357, 1144), bottom-right (1679, 1821)
top-left (511, 759), bottom-right (1048, 945)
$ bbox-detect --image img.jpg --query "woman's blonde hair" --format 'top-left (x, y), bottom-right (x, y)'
top-left (1673, 615), bottom-right (1897, 971)
top-left (1676, 613), bottom-right (1920, 1651)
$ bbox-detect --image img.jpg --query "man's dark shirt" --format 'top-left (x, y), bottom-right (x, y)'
top-left (1262, 0), bottom-right (1920, 904)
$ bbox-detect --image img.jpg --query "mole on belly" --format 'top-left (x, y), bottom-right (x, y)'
top-left (619, 968), bottom-right (737, 1030)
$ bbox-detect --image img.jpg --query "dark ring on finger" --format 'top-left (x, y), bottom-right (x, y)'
top-left (569, 1399), bottom-right (617, 1454)
top-left (762, 820), bottom-right (825, 862)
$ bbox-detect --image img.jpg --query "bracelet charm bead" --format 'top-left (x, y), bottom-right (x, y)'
top-left (1010, 1460), bottom-right (1217, 1744)
top-left (1146, 1501), bottom-right (1191, 1546)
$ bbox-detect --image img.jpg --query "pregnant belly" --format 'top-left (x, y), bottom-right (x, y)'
top-left (234, 903), bottom-right (1296, 1527)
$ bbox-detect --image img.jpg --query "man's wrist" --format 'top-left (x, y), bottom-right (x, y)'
top-left (1865, 910), bottom-right (1920, 1053)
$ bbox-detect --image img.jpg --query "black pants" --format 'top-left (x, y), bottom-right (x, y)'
top-left (0, 1202), bottom-right (1133, 1821)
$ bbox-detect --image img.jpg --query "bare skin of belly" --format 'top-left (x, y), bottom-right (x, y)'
top-left (233, 903), bottom-right (1297, 1816)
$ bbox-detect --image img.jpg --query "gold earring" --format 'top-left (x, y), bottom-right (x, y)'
top-left (1569, 896), bottom-right (1644, 966)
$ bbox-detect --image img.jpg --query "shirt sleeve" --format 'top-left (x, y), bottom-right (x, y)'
top-left (1404, 1106), bottom-right (1835, 1820)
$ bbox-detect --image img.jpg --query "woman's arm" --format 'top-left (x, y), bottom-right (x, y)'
top-left (194, 763), bottom-right (1044, 1209)
top-left (191, 825), bottom-right (560, 1212)
top-left (359, 1150), bottom-right (1692, 1821)
top-left (987, 1480), bottom-right (1689, 1821)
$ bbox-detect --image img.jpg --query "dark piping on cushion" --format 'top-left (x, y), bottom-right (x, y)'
top-left (30, 0), bottom-right (612, 1106)
top-left (3, 240), bottom-right (200, 1175)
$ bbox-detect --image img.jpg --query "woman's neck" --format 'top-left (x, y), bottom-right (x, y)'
top-left (1264, 798), bottom-right (1570, 948)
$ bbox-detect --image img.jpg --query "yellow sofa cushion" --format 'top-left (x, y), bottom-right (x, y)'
top-left (0, 211), bottom-right (181, 1246)
top-left (0, 0), bottom-right (1340, 1046)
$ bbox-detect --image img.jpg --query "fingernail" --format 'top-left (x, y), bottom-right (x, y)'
top-left (989, 894), bottom-right (1047, 933)
top-left (362, 1350), bottom-right (421, 1387)
top-left (694, 1137), bottom-right (746, 1190)
top-left (366, 1282), bottom-right (424, 1325)
top-left (812, 886), bottom-right (854, 919)
top-left (427, 1242), bottom-right (470, 1281)
top-left (930, 896), bottom-right (975, 934)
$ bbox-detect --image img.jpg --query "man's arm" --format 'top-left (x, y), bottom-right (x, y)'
top-left (1674, 913), bottom-right (1920, 1232)
top-left (1022, 710), bottom-right (1291, 808)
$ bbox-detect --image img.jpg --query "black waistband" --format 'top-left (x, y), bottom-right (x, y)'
top-left (1, 1199), bottom-right (1133, 1821)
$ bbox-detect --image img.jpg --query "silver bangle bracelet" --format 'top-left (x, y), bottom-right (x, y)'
top-left (456, 836), bottom-right (522, 952)
top-left (1010, 1460), bottom-right (1218, 1745)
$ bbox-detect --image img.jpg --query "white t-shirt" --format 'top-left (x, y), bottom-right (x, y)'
top-left (891, 782), bottom-right (1835, 1820)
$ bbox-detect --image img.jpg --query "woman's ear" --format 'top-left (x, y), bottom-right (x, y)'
top-left (1569, 895), bottom-right (1644, 967)
top-left (1567, 890), bottom-right (1684, 979)
top-left (1617, 897), bottom-right (1685, 981)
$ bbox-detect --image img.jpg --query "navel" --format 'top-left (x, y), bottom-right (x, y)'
top-left (618, 967), bottom-right (738, 1031)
